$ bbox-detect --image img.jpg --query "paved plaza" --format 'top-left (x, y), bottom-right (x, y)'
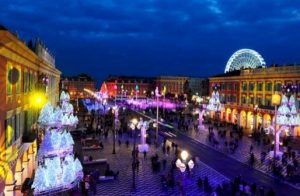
top-left (76, 131), bottom-right (229, 196)
top-left (183, 124), bottom-right (300, 187)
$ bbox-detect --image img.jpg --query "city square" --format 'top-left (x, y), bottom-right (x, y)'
top-left (1, 1), bottom-right (300, 196)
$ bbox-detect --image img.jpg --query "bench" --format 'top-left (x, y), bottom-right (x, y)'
top-left (98, 176), bottom-right (115, 181)
top-left (83, 158), bottom-right (107, 165)
top-left (82, 146), bottom-right (101, 150)
top-left (98, 171), bottom-right (119, 182)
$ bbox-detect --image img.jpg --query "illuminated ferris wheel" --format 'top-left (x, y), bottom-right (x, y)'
top-left (224, 49), bottom-right (266, 73)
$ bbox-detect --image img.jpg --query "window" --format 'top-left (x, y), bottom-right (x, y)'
top-left (275, 83), bottom-right (282, 92)
top-left (23, 71), bottom-right (30, 93)
top-left (249, 97), bottom-right (254, 104)
top-left (241, 96), bottom-right (246, 104)
top-left (6, 63), bottom-right (13, 95)
top-left (221, 83), bottom-right (225, 90)
top-left (16, 66), bottom-right (21, 94)
top-left (257, 83), bottom-right (263, 91)
top-left (249, 83), bottom-right (255, 91)
top-left (256, 97), bottom-right (262, 105)
top-left (227, 83), bottom-right (232, 90)
top-left (5, 117), bottom-right (15, 148)
top-left (265, 82), bottom-right (272, 91)
top-left (220, 94), bottom-right (225, 102)
top-left (234, 83), bottom-right (238, 91)
top-left (242, 82), bottom-right (248, 91)
top-left (231, 95), bottom-right (237, 103)
top-left (265, 97), bottom-right (271, 106)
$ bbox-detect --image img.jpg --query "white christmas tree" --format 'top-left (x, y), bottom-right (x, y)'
top-left (38, 103), bottom-right (54, 125)
top-left (33, 91), bottom-right (83, 194)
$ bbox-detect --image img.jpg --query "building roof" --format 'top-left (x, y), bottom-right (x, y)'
top-left (62, 73), bottom-right (94, 81)
top-left (105, 75), bottom-right (156, 83)
top-left (0, 24), bottom-right (8, 30)
top-left (210, 70), bottom-right (241, 78)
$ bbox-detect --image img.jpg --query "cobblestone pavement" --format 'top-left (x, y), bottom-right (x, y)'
top-left (78, 132), bottom-right (229, 196)
top-left (183, 123), bottom-right (300, 187)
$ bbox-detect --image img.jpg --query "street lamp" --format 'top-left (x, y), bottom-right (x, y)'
top-left (176, 150), bottom-right (194, 174)
top-left (30, 92), bottom-right (47, 149)
top-left (112, 106), bottom-right (119, 154)
top-left (155, 87), bottom-right (161, 144)
top-left (271, 93), bottom-right (281, 160)
top-left (253, 104), bottom-right (258, 132)
top-left (114, 84), bottom-right (117, 105)
top-left (135, 84), bottom-right (139, 100)
top-left (128, 118), bottom-right (139, 191)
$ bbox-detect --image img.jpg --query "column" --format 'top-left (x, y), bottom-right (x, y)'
top-left (253, 113), bottom-right (256, 131)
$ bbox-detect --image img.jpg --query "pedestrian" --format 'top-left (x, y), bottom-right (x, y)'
top-left (143, 150), bottom-right (147, 160)
top-left (126, 140), bottom-right (129, 148)
top-left (136, 159), bottom-right (140, 172)
top-left (162, 159), bottom-right (167, 170)
top-left (89, 175), bottom-right (97, 195)
top-left (166, 145), bottom-right (170, 155)
top-left (250, 144), bottom-right (253, 153)
top-left (250, 152), bottom-right (255, 167)
top-left (84, 179), bottom-right (90, 196)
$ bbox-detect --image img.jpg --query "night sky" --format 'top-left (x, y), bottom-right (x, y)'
top-left (1, 0), bottom-right (300, 85)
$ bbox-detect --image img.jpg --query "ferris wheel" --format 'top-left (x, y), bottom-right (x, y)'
top-left (224, 49), bottom-right (266, 73)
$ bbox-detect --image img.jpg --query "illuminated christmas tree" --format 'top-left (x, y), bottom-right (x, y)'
top-left (32, 91), bottom-right (82, 194)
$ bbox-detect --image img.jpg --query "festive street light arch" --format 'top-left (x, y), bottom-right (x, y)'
top-left (225, 49), bottom-right (266, 73)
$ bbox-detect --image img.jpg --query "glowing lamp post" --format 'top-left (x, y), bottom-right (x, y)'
top-left (114, 84), bottom-right (117, 105)
top-left (31, 92), bottom-right (47, 147)
top-left (121, 84), bottom-right (124, 102)
top-left (135, 84), bottom-right (139, 100)
top-left (176, 150), bottom-right (194, 174)
top-left (112, 106), bottom-right (119, 154)
top-left (271, 93), bottom-right (281, 160)
top-left (162, 86), bottom-right (166, 118)
top-left (155, 87), bottom-right (161, 144)
top-left (128, 118), bottom-right (139, 191)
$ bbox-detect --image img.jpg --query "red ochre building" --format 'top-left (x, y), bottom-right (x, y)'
top-left (0, 26), bottom-right (61, 194)
top-left (209, 65), bottom-right (300, 136)
top-left (100, 76), bottom-right (156, 98)
top-left (100, 75), bottom-right (204, 99)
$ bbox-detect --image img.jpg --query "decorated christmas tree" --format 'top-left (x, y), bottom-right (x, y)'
top-left (32, 91), bottom-right (82, 194)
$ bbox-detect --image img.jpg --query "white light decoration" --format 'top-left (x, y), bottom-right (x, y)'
top-left (33, 91), bottom-right (83, 195)
top-left (179, 162), bottom-right (186, 173)
top-left (188, 160), bottom-right (195, 170)
top-left (276, 95), bottom-right (300, 127)
top-left (181, 150), bottom-right (189, 161)
top-left (38, 103), bottom-right (55, 126)
top-left (206, 91), bottom-right (222, 112)
top-left (137, 119), bottom-right (150, 152)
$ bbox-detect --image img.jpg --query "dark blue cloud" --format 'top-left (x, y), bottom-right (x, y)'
top-left (1, 0), bottom-right (300, 85)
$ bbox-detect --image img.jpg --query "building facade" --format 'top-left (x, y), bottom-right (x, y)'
top-left (0, 26), bottom-right (61, 194)
top-left (61, 73), bottom-right (96, 100)
top-left (101, 75), bottom-right (208, 99)
top-left (101, 76), bottom-right (156, 99)
top-left (156, 76), bottom-right (189, 96)
top-left (209, 65), bottom-right (300, 135)
top-left (188, 77), bottom-right (209, 96)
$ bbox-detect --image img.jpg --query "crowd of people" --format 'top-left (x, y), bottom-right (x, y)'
top-left (67, 103), bottom-right (300, 195)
